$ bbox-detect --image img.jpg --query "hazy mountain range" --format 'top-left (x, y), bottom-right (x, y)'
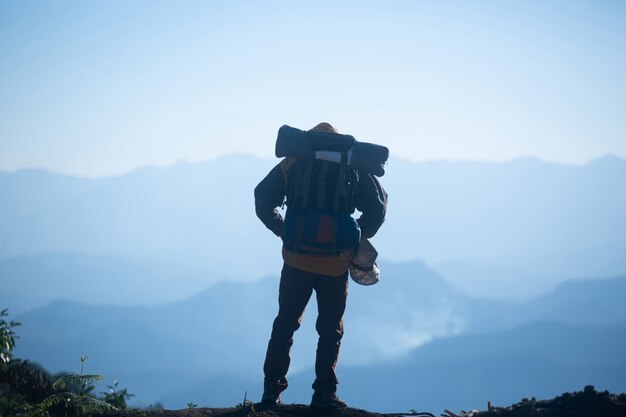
top-left (0, 251), bottom-right (213, 313)
top-left (200, 321), bottom-right (626, 412)
top-left (2, 154), bottom-right (625, 299)
top-left (12, 260), bottom-right (468, 379)
top-left (12, 263), bottom-right (626, 411)
top-left (2, 154), bottom-right (626, 412)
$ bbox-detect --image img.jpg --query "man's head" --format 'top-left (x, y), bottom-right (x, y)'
top-left (309, 122), bottom-right (337, 134)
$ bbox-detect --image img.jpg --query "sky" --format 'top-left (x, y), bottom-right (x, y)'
top-left (1, 0), bottom-right (625, 177)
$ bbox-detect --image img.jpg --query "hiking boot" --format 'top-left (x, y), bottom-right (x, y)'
top-left (310, 390), bottom-right (348, 408)
top-left (261, 389), bottom-right (282, 405)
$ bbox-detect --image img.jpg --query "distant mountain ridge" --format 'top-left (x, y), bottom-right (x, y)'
top-left (332, 321), bottom-right (626, 412)
top-left (465, 274), bottom-right (626, 333)
top-left (13, 259), bottom-right (469, 377)
top-left (4, 156), bottom-right (625, 412)
top-left (0, 251), bottom-right (214, 313)
top-left (12, 264), bottom-right (626, 410)
top-left (2, 155), bottom-right (625, 298)
top-left (156, 276), bottom-right (626, 410)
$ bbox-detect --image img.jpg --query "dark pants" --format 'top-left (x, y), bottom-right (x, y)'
top-left (263, 263), bottom-right (349, 394)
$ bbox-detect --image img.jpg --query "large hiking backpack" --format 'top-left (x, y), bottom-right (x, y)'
top-left (281, 158), bottom-right (361, 256)
top-left (276, 125), bottom-right (389, 176)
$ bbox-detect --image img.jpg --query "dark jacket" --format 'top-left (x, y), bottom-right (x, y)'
top-left (255, 158), bottom-right (388, 241)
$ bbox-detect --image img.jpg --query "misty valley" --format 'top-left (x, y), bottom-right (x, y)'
top-left (2, 155), bottom-right (626, 412)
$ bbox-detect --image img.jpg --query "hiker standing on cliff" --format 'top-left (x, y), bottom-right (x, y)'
top-left (254, 122), bottom-right (388, 408)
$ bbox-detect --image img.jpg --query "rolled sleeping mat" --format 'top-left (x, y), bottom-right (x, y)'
top-left (351, 141), bottom-right (389, 177)
top-left (306, 130), bottom-right (355, 152)
top-left (275, 125), bottom-right (312, 159)
top-left (275, 125), bottom-right (389, 176)
top-left (275, 125), bottom-right (355, 158)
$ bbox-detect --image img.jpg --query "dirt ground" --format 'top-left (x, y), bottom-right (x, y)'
top-left (98, 386), bottom-right (626, 417)
top-left (472, 386), bottom-right (626, 417)
top-left (98, 403), bottom-right (424, 417)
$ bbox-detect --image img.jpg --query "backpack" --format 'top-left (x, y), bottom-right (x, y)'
top-left (281, 158), bottom-right (361, 256)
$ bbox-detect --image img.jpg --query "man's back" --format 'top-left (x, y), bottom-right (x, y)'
top-left (256, 122), bottom-right (387, 408)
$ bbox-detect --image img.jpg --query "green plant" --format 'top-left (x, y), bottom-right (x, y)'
top-left (0, 309), bottom-right (31, 417)
top-left (186, 401), bottom-right (198, 413)
top-left (101, 379), bottom-right (134, 410)
top-left (236, 391), bottom-right (255, 415)
top-left (1, 310), bottom-right (137, 417)
top-left (39, 356), bottom-right (115, 417)
top-left (1, 308), bottom-right (20, 366)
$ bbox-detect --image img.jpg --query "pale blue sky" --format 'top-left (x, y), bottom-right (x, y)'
top-left (1, 0), bottom-right (625, 176)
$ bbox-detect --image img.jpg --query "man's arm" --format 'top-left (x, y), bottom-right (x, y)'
top-left (354, 173), bottom-right (388, 239)
top-left (254, 164), bottom-right (286, 237)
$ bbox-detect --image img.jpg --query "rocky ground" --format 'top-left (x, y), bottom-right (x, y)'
top-left (99, 386), bottom-right (626, 417)
top-left (99, 404), bottom-right (428, 417)
top-left (470, 386), bottom-right (626, 417)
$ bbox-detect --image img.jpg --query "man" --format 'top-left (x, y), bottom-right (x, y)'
top-left (254, 122), bottom-right (387, 408)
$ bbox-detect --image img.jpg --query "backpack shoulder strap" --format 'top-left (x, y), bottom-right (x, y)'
top-left (317, 161), bottom-right (329, 209)
top-left (285, 158), bottom-right (315, 210)
top-left (299, 160), bottom-right (314, 208)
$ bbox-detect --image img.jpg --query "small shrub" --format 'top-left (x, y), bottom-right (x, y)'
top-left (0, 309), bottom-right (31, 417)
top-left (1, 308), bottom-right (20, 365)
top-left (102, 380), bottom-right (134, 410)
top-left (39, 356), bottom-right (115, 417)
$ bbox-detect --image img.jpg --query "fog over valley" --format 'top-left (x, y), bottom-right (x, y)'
top-left (2, 155), bottom-right (626, 410)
